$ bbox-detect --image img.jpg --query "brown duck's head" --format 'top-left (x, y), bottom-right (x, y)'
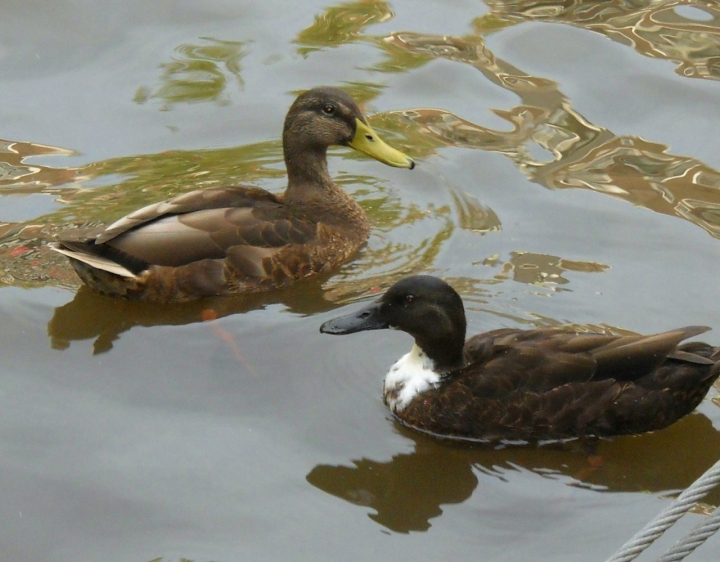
top-left (320, 275), bottom-right (467, 372)
top-left (283, 87), bottom-right (415, 169)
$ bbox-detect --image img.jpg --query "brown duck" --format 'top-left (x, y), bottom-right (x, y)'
top-left (50, 87), bottom-right (414, 302)
top-left (320, 275), bottom-right (720, 442)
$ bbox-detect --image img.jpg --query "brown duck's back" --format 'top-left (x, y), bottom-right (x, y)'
top-left (53, 184), bottom-right (370, 302)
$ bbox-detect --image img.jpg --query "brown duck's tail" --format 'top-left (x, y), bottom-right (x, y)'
top-left (48, 241), bottom-right (139, 278)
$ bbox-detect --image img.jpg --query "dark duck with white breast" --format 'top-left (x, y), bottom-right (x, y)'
top-left (50, 87), bottom-right (414, 302)
top-left (320, 275), bottom-right (720, 442)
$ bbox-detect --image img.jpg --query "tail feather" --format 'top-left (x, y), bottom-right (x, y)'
top-left (48, 242), bottom-right (137, 278)
top-left (668, 349), bottom-right (716, 365)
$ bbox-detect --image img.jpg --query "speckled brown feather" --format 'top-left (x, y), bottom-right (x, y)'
top-left (48, 86), bottom-right (416, 302)
top-left (397, 327), bottom-right (720, 441)
top-left (54, 184), bottom-right (369, 302)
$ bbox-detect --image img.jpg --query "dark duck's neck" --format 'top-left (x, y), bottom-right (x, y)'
top-left (412, 327), bottom-right (466, 374)
top-left (381, 295), bottom-right (466, 411)
top-left (382, 336), bottom-right (466, 413)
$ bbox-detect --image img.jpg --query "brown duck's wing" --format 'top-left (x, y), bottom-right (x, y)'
top-left (96, 186), bottom-right (282, 243)
top-left (106, 202), bottom-right (318, 269)
top-left (56, 186), bottom-right (320, 276)
top-left (462, 326), bottom-right (712, 396)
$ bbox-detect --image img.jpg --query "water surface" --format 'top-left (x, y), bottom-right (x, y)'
top-left (2, 1), bottom-right (720, 561)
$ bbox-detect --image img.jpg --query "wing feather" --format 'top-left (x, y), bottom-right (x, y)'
top-left (88, 188), bottom-right (321, 273)
top-left (96, 186), bottom-right (281, 243)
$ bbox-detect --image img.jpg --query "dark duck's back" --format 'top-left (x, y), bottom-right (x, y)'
top-left (321, 276), bottom-right (720, 442)
top-left (402, 326), bottom-right (720, 441)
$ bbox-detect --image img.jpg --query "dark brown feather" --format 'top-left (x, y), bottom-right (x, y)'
top-left (398, 327), bottom-right (720, 441)
top-left (322, 276), bottom-right (720, 442)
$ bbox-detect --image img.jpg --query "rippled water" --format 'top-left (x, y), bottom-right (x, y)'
top-left (2, 1), bottom-right (720, 561)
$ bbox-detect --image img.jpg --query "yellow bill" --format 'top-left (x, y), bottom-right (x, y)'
top-left (349, 119), bottom-right (415, 169)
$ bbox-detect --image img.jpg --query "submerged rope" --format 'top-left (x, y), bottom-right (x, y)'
top-left (603, 459), bottom-right (720, 562)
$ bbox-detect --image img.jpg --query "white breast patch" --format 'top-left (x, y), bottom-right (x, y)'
top-left (383, 343), bottom-right (440, 412)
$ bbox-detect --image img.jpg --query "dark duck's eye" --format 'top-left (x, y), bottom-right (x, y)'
top-left (404, 294), bottom-right (415, 305)
top-left (322, 103), bottom-right (335, 115)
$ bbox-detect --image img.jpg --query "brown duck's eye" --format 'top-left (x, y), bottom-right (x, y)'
top-left (405, 294), bottom-right (415, 305)
top-left (322, 104), bottom-right (335, 115)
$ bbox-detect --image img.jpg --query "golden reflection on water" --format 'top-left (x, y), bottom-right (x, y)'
top-left (307, 413), bottom-right (720, 533)
top-left (481, 1), bottom-right (720, 81)
top-left (447, 188), bottom-right (501, 233)
top-left (487, 251), bottom-right (609, 288)
top-left (0, 139), bottom-right (80, 192)
top-left (376, 30), bottom-right (720, 239)
top-left (297, 4), bottom-right (720, 239)
top-left (2, 0), bottom-right (719, 348)
top-left (295, 0), bottom-right (394, 55)
top-left (134, 38), bottom-right (248, 108)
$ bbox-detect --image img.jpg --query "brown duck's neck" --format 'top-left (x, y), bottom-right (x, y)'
top-left (283, 144), bottom-right (369, 232)
top-left (284, 143), bottom-right (333, 190)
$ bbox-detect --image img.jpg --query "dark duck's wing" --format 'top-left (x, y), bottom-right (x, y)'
top-left (50, 185), bottom-right (348, 301)
top-left (402, 326), bottom-right (720, 441)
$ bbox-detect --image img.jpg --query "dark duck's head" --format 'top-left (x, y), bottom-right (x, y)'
top-left (282, 87), bottom-right (414, 185)
top-left (320, 276), bottom-right (467, 410)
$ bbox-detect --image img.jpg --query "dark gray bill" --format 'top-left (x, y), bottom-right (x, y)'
top-left (319, 302), bottom-right (388, 335)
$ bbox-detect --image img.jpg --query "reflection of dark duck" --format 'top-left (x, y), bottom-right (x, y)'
top-left (307, 444), bottom-right (478, 533)
top-left (307, 414), bottom-right (720, 533)
top-left (49, 87), bottom-right (414, 302)
top-left (320, 275), bottom-right (720, 442)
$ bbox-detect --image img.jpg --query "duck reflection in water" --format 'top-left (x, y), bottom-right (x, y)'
top-left (307, 414), bottom-right (720, 533)
top-left (48, 275), bottom-right (337, 354)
